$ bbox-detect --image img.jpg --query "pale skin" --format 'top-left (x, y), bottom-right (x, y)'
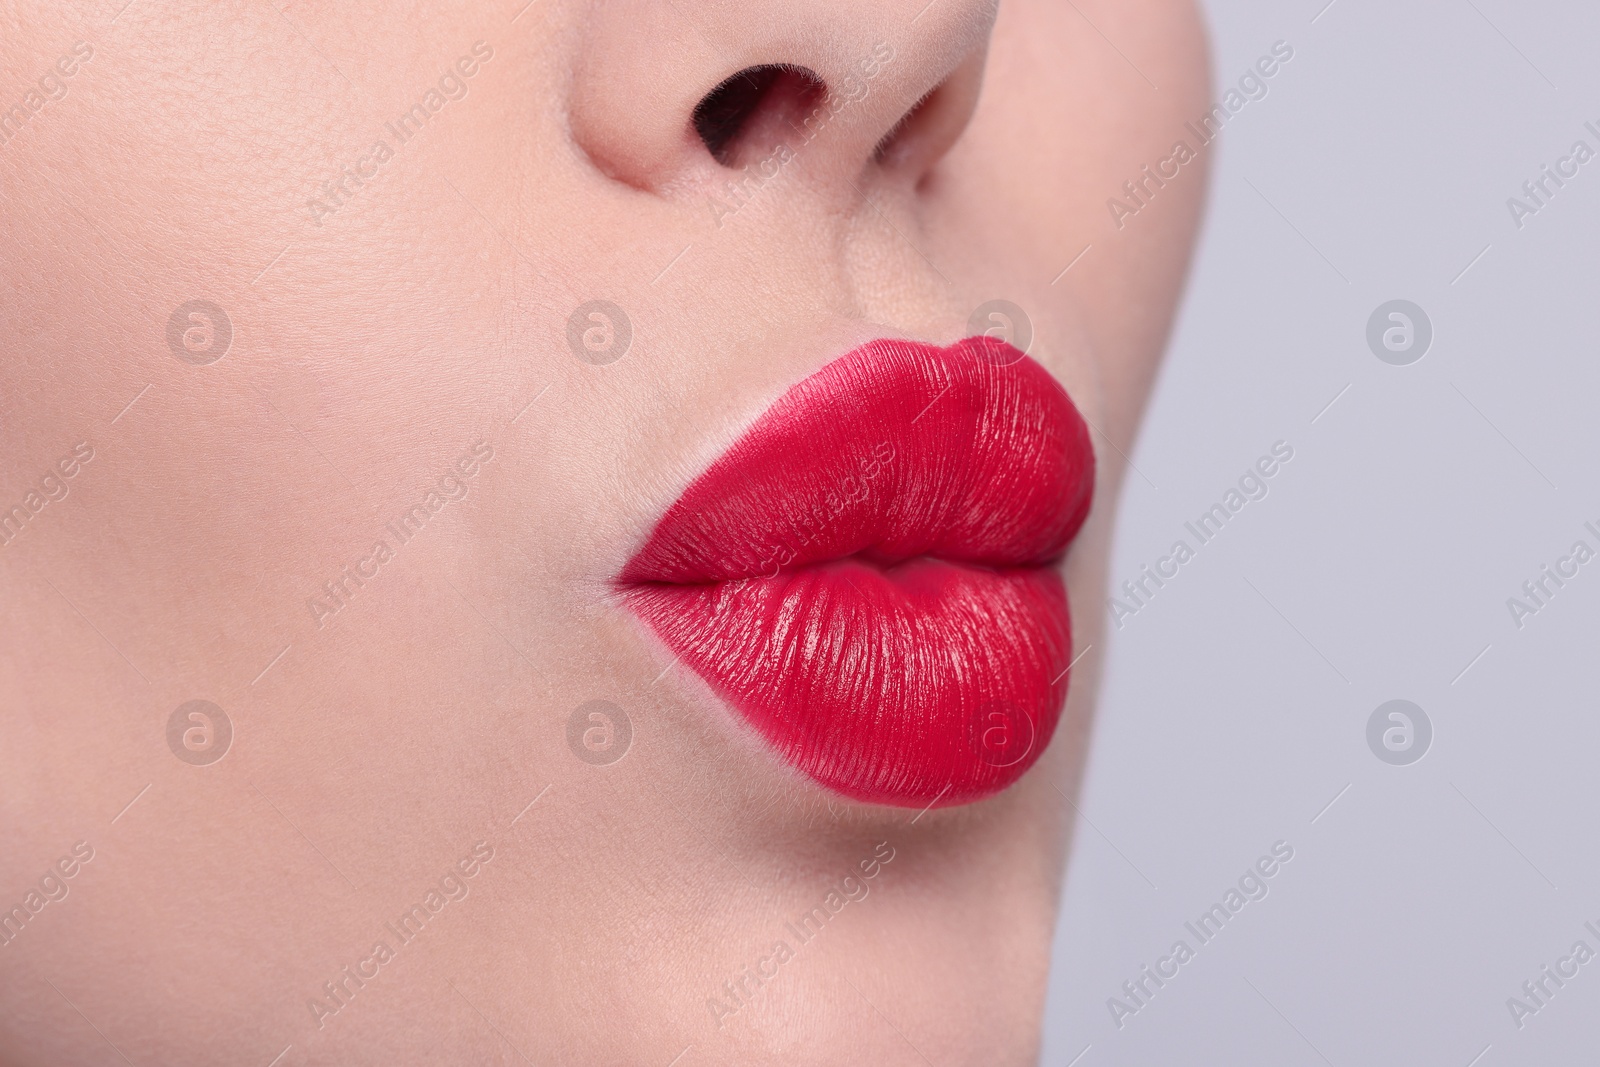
top-left (0, 0), bottom-right (1208, 1063)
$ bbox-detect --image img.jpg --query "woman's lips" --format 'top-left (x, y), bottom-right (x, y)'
top-left (618, 336), bottom-right (1095, 807)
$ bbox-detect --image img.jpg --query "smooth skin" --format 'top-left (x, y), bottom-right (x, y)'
top-left (0, 0), bottom-right (1208, 1062)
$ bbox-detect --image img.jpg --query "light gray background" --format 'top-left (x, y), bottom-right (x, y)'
top-left (1039, 1), bottom-right (1600, 1064)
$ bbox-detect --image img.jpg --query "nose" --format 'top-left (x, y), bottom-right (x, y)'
top-left (567, 0), bottom-right (995, 198)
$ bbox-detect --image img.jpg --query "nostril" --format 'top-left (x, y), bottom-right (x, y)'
top-left (873, 87), bottom-right (939, 166)
top-left (693, 64), bottom-right (825, 167)
top-left (873, 47), bottom-right (988, 177)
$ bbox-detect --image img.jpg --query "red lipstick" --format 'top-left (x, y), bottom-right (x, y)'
top-left (619, 336), bottom-right (1095, 806)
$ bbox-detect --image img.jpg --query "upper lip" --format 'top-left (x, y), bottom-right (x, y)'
top-left (619, 337), bottom-right (1093, 587)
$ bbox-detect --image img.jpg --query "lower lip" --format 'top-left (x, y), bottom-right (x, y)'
top-left (619, 336), bottom-right (1095, 807)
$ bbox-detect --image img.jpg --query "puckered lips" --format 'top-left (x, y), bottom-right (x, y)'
top-left (618, 336), bottom-right (1096, 807)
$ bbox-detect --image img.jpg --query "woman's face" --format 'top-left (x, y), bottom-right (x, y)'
top-left (2, 0), bottom-right (1207, 1061)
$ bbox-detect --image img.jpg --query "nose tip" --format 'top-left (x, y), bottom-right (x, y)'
top-left (566, 0), bottom-right (996, 196)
